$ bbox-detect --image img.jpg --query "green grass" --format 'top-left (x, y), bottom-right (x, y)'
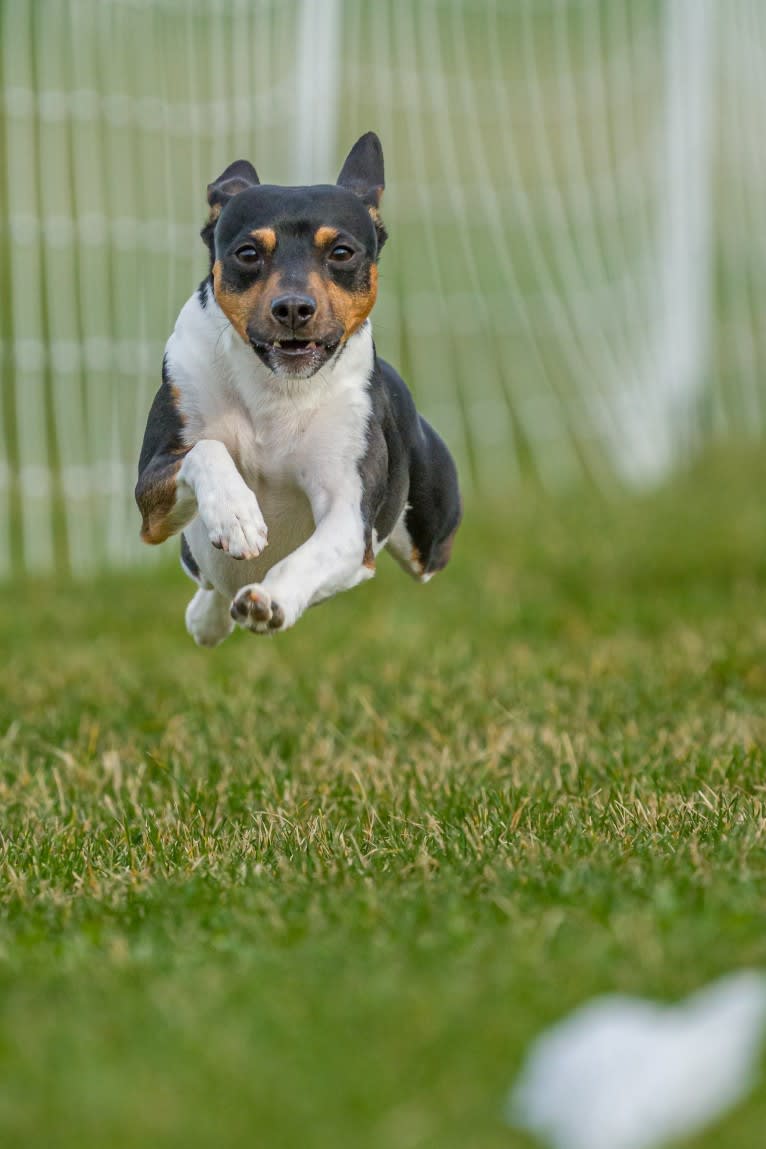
top-left (2, 456), bottom-right (766, 1148)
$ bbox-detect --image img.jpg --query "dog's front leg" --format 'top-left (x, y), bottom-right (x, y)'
top-left (177, 440), bottom-right (268, 559)
top-left (230, 491), bottom-right (371, 634)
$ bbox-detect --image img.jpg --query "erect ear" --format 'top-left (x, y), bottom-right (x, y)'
top-left (206, 158), bottom-right (260, 211)
top-left (201, 159), bottom-right (260, 266)
top-left (337, 132), bottom-right (387, 252)
top-left (337, 132), bottom-right (384, 207)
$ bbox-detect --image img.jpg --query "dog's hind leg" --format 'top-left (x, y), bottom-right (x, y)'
top-left (385, 510), bottom-right (436, 583)
top-left (180, 532), bottom-right (212, 587)
top-left (185, 587), bottom-right (235, 647)
top-left (385, 417), bottom-right (462, 582)
top-left (180, 533), bottom-right (234, 646)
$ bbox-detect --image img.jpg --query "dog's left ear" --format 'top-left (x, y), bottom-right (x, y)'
top-left (201, 159), bottom-right (260, 266)
top-left (337, 133), bottom-right (384, 207)
top-left (337, 132), bottom-right (387, 252)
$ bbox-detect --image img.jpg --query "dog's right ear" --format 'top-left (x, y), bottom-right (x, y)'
top-left (201, 159), bottom-right (260, 265)
top-left (206, 159), bottom-right (260, 212)
top-left (337, 132), bottom-right (387, 253)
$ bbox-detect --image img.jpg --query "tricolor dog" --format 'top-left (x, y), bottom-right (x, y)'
top-left (136, 133), bottom-right (462, 646)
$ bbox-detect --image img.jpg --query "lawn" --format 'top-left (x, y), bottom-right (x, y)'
top-left (1, 455), bottom-right (766, 1148)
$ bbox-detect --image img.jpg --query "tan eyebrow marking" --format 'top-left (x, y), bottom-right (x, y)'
top-left (314, 226), bottom-right (339, 248)
top-left (250, 227), bottom-right (277, 253)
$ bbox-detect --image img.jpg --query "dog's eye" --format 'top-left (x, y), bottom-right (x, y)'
top-left (235, 244), bottom-right (260, 265)
top-left (329, 244), bottom-right (355, 263)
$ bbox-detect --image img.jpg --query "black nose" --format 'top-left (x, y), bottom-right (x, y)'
top-left (270, 293), bottom-right (316, 330)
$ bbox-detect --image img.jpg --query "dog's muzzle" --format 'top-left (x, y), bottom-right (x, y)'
top-left (248, 331), bottom-right (342, 378)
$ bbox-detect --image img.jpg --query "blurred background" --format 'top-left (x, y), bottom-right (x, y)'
top-left (0, 0), bottom-right (761, 576)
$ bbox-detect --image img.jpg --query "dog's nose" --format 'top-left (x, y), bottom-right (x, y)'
top-left (270, 294), bottom-right (316, 330)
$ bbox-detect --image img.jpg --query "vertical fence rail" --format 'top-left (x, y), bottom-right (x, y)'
top-left (293, 0), bottom-right (341, 185)
top-left (657, 0), bottom-right (714, 475)
top-left (4, 3), bottom-right (56, 572)
top-left (0, 0), bottom-right (11, 577)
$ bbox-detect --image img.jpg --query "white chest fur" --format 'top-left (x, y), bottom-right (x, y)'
top-left (167, 292), bottom-right (374, 600)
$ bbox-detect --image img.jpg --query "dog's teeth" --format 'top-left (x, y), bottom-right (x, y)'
top-left (273, 340), bottom-right (281, 348)
top-left (307, 342), bottom-right (317, 350)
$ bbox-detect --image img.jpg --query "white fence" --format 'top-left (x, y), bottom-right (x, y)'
top-left (0, 0), bottom-right (763, 575)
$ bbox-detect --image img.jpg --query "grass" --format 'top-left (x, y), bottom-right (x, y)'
top-left (2, 454), bottom-right (766, 1147)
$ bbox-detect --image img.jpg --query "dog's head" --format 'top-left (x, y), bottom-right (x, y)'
top-left (202, 132), bottom-right (387, 379)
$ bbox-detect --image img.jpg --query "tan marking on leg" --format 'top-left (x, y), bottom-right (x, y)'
top-left (139, 459), bottom-right (185, 545)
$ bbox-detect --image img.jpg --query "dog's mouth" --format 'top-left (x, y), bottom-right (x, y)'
top-left (250, 337), bottom-right (340, 376)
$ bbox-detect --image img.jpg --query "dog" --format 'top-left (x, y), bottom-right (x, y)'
top-left (135, 132), bottom-right (462, 646)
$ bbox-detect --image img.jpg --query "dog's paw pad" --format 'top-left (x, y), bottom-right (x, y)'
top-left (230, 585), bottom-right (284, 633)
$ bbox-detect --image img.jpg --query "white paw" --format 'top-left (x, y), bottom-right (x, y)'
top-left (185, 588), bottom-right (235, 647)
top-left (198, 485), bottom-right (268, 560)
top-left (230, 584), bottom-right (287, 634)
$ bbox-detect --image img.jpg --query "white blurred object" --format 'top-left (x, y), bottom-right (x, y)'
top-left (509, 972), bottom-right (766, 1149)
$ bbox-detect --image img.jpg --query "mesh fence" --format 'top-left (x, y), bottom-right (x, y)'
top-left (0, 0), bottom-right (763, 575)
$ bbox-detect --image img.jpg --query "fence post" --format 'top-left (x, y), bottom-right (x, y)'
top-left (293, 0), bottom-right (342, 184)
top-left (658, 0), bottom-right (714, 469)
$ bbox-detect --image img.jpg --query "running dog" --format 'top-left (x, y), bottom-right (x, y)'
top-left (136, 132), bottom-right (462, 646)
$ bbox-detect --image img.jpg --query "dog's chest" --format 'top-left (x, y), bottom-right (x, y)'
top-left (243, 438), bottom-right (315, 570)
top-left (227, 370), bottom-right (371, 497)
top-left (228, 405), bottom-right (319, 559)
top-left (230, 395), bottom-right (325, 499)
